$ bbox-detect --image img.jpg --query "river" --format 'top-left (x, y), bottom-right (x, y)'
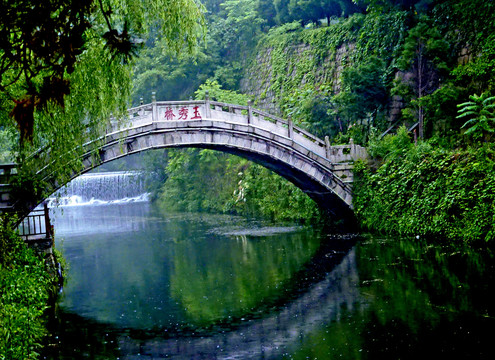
top-left (41, 172), bottom-right (495, 359)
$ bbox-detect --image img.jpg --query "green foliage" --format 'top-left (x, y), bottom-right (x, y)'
top-left (457, 93), bottom-right (495, 142)
top-left (434, 0), bottom-right (495, 55)
top-left (153, 148), bottom-right (321, 223)
top-left (0, 215), bottom-right (54, 359)
top-left (333, 56), bottom-right (388, 132)
top-left (272, 0), bottom-right (363, 26)
top-left (367, 125), bottom-right (412, 160)
top-left (0, 0), bottom-right (205, 207)
top-left (230, 164), bottom-right (322, 222)
top-left (155, 149), bottom-right (240, 213)
top-left (0, 129), bottom-right (15, 164)
top-left (415, 83), bottom-right (466, 137)
top-left (393, 18), bottom-right (450, 137)
top-left (194, 80), bottom-right (250, 104)
top-left (353, 10), bottom-right (408, 63)
top-left (247, 9), bottom-right (411, 143)
top-left (452, 35), bottom-right (495, 94)
top-left (132, 40), bottom-right (215, 102)
top-left (252, 14), bottom-right (362, 129)
top-left (354, 141), bottom-right (495, 243)
top-left (0, 0), bottom-right (205, 141)
top-left (361, 0), bottom-right (433, 12)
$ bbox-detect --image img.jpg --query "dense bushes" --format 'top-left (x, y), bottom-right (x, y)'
top-left (0, 216), bottom-right (54, 359)
top-left (354, 135), bottom-right (495, 243)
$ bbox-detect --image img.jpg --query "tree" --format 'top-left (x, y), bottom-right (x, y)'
top-left (257, 0), bottom-right (278, 28)
top-left (0, 0), bottom-right (204, 145)
top-left (394, 19), bottom-right (449, 138)
top-left (358, 0), bottom-right (433, 12)
top-left (0, 0), bottom-right (205, 204)
top-left (333, 56), bottom-right (389, 141)
top-left (132, 36), bottom-right (216, 102)
top-left (274, 0), bottom-right (292, 24)
top-left (321, 1), bottom-right (343, 24)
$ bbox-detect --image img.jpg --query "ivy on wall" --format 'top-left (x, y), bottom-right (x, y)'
top-left (242, 12), bottom-right (409, 142)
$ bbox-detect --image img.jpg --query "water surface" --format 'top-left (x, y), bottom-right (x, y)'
top-left (42, 173), bottom-right (495, 359)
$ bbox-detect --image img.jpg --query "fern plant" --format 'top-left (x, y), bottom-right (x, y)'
top-left (457, 93), bottom-right (495, 142)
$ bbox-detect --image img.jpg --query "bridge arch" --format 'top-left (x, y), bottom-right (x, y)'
top-left (4, 99), bottom-right (368, 222)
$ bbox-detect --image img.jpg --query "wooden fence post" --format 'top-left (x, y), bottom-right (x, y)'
top-left (43, 201), bottom-right (52, 238)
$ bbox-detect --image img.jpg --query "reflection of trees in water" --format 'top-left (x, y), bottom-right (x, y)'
top-left (46, 242), bottom-right (359, 359)
top-left (290, 236), bottom-right (495, 360)
top-left (46, 227), bottom-right (495, 359)
top-left (119, 247), bottom-right (360, 359)
top-left (356, 236), bottom-right (490, 328)
top-left (169, 231), bottom-right (322, 325)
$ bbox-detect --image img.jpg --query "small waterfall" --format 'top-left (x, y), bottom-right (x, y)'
top-left (49, 171), bottom-right (149, 207)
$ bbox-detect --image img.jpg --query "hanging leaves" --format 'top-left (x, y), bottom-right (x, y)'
top-left (0, 0), bottom-right (205, 146)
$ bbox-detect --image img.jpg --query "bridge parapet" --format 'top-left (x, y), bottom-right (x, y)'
top-left (118, 98), bottom-right (368, 166)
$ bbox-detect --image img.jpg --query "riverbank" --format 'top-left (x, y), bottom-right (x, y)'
top-left (353, 130), bottom-right (495, 245)
top-left (0, 215), bottom-right (60, 359)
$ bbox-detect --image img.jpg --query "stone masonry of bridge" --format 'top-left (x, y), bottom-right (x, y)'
top-left (0, 94), bottom-right (368, 221)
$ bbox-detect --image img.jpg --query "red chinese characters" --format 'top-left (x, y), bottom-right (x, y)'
top-left (178, 107), bottom-right (188, 120)
top-left (164, 107), bottom-right (175, 120)
top-left (191, 106), bottom-right (202, 120)
top-left (163, 106), bottom-right (201, 120)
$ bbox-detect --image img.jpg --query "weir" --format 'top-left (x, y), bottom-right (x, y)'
top-left (48, 171), bottom-right (148, 207)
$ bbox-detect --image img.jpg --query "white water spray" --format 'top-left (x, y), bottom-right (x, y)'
top-left (48, 171), bottom-right (149, 207)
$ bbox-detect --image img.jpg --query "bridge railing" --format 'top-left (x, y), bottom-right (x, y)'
top-left (17, 202), bottom-right (53, 242)
top-left (0, 164), bottom-right (17, 211)
top-left (121, 97), bottom-right (367, 164)
top-left (205, 100), bottom-right (367, 164)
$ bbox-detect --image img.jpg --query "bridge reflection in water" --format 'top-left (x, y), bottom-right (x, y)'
top-left (45, 204), bottom-right (360, 359)
top-left (116, 248), bottom-right (360, 359)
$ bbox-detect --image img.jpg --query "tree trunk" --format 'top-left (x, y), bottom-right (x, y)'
top-left (417, 44), bottom-right (424, 139)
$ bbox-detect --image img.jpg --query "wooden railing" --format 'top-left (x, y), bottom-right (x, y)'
top-left (17, 202), bottom-right (53, 242)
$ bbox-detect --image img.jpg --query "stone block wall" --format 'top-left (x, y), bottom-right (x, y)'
top-left (240, 41), bottom-right (356, 116)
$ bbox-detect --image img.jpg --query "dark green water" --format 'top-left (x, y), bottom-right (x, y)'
top-left (43, 202), bottom-right (495, 359)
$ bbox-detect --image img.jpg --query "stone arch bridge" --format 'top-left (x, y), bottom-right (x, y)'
top-left (0, 96), bottom-right (368, 222)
